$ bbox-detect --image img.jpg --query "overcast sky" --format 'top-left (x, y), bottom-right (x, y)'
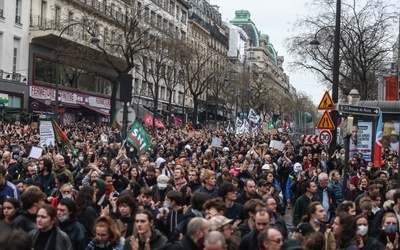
top-left (210, 0), bottom-right (326, 104)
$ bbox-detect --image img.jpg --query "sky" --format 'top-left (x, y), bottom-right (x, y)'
top-left (210, 0), bottom-right (326, 104)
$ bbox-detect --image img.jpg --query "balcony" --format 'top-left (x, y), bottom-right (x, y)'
top-left (31, 16), bottom-right (55, 30)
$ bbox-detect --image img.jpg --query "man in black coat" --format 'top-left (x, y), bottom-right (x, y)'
top-left (163, 218), bottom-right (211, 250)
top-left (238, 208), bottom-right (271, 250)
top-left (236, 179), bottom-right (262, 205)
top-left (315, 172), bottom-right (337, 223)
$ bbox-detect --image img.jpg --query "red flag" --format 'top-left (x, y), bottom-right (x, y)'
top-left (374, 113), bottom-right (383, 167)
top-left (174, 116), bottom-right (183, 126)
top-left (144, 114), bottom-right (165, 129)
top-left (51, 118), bottom-right (76, 155)
top-left (144, 114), bottom-right (153, 127)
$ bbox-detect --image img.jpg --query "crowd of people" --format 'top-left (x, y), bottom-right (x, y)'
top-left (0, 120), bottom-right (399, 250)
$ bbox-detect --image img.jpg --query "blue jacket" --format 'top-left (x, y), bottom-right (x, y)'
top-left (0, 181), bottom-right (20, 201)
top-left (328, 181), bottom-right (343, 205)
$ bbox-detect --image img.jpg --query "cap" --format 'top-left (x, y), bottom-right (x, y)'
top-left (294, 222), bottom-right (314, 236)
top-left (262, 164), bottom-right (270, 170)
top-left (257, 179), bottom-right (268, 187)
top-left (294, 162), bottom-right (302, 173)
top-left (222, 147), bottom-right (230, 152)
top-left (209, 216), bottom-right (232, 231)
top-left (157, 175), bottom-right (169, 189)
top-left (22, 178), bottom-right (34, 185)
top-left (120, 158), bottom-right (131, 166)
top-left (185, 144), bottom-right (191, 150)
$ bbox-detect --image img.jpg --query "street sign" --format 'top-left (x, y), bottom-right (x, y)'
top-left (116, 107), bottom-right (136, 128)
top-left (317, 111), bottom-right (335, 130)
top-left (319, 130), bottom-right (332, 145)
top-left (304, 135), bottom-right (319, 144)
top-left (318, 91), bottom-right (335, 110)
top-left (338, 104), bottom-right (380, 116)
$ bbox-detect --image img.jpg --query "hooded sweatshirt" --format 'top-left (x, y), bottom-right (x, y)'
top-left (93, 179), bottom-right (108, 214)
top-left (53, 166), bottom-right (74, 185)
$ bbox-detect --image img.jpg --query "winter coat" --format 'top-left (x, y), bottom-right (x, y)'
top-left (328, 181), bottom-right (343, 205)
top-left (238, 229), bottom-right (259, 250)
top-left (123, 229), bottom-right (167, 250)
top-left (235, 190), bottom-right (262, 205)
top-left (29, 227), bottom-right (73, 250)
top-left (293, 194), bottom-right (321, 226)
top-left (11, 209), bottom-right (37, 232)
top-left (59, 219), bottom-right (89, 250)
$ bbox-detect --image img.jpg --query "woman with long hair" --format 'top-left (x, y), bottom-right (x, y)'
top-left (29, 204), bottom-right (72, 250)
top-left (128, 166), bottom-right (141, 183)
top-left (0, 198), bottom-right (20, 248)
top-left (354, 214), bottom-right (383, 250)
top-left (332, 213), bottom-right (358, 250)
top-left (85, 215), bottom-right (124, 250)
top-left (328, 170), bottom-right (344, 205)
top-left (302, 201), bottom-right (336, 250)
top-left (75, 186), bottom-right (98, 238)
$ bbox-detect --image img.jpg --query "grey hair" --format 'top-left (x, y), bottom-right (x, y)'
top-left (318, 172), bottom-right (328, 182)
top-left (187, 218), bottom-right (209, 237)
top-left (205, 231), bottom-right (226, 248)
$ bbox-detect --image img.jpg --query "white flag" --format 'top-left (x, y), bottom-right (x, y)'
top-left (248, 108), bottom-right (260, 123)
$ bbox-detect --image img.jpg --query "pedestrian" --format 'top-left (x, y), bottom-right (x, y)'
top-left (86, 215), bottom-right (124, 250)
top-left (0, 197), bottom-right (20, 248)
top-left (331, 213), bottom-right (358, 250)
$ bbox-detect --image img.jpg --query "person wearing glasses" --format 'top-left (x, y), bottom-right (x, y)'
top-left (257, 226), bottom-right (283, 250)
top-left (264, 196), bottom-right (288, 240)
top-left (238, 207), bottom-right (272, 250)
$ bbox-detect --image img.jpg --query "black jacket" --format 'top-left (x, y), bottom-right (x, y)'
top-left (315, 184), bottom-right (337, 220)
top-left (272, 213), bottom-right (288, 239)
top-left (238, 229), bottom-right (259, 250)
top-left (59, 219), bottom-right (88, 250)
top-left (11, 209), bottom-right (37, 232)
top-left (235, 191), bottom-right (262, 205)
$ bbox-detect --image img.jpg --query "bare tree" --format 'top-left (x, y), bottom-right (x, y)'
top-left (76, 1), bottom-right (155, 123)
top-left (285, 0), bottom-right (398, 99)
top-left (181, 44), bottom-right (217, 125)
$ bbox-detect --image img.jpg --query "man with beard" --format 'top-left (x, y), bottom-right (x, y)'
top-left (35, 158), bottom-right (55, 197)
top-left (264, 196), bottom-right (288, 239)
top-left (0, 164), bottom-right (20, 201)
top-left (52, 154), bottom-right (74, 185)
top-left (236, 179), bottom-right (262, 205)
top-left (292, 180), bottom-right (320, 226)
top-left (238, 208), bottom-right (272, 250)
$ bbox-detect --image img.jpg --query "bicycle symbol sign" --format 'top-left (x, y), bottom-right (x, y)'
top-left (319, 130), bottom-right (332, 145)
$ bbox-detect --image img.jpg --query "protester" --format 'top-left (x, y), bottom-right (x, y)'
top-left (29, 204), bottom-right (72, 250)
top-left (86, 215), bottom-right (124, 250)
top-left (0, 197), bottom-right (20, 249)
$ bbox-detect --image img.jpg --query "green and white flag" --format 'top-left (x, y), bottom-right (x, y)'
top-left (126, 120), bottom-right (152, 154)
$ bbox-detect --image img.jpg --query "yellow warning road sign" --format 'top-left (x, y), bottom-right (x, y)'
top-left (318, 91), bottom-right (335, 110)
top-left (317, 111), bottom-right (335, 130)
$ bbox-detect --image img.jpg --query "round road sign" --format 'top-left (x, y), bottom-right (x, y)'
top-left (116, 107), bottom-right (136, 128)
top-left (319, 130), bottom-right (332, 145)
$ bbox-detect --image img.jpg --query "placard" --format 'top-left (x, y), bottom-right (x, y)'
top-left (269, 140), bottom-right (285, 151)
top-left (211, 138), bottom-right (222, 147)
top-left (39, 120), bottom-right (55, 147)
top-left (29, 147), bottom-right (44, 159)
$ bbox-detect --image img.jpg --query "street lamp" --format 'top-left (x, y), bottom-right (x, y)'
top-left (55, 22), bottom-right (100, 123)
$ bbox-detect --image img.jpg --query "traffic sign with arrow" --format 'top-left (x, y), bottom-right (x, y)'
top-left (338, 104), bottom-right (380, 116)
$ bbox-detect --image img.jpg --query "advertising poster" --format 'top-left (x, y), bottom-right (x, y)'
top-left (383, 121), bottom-right (400, 152)
top-left (356, 121), bottom-right (373, 161)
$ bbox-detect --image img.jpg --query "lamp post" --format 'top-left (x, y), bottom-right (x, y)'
top-left (55, 22), bottom-right (100, 124)
top-left (310, 17), bottom-right (361, 156)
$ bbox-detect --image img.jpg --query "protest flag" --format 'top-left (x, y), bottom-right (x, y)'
top-left (51, 118), bottom-right (76, 155)
top-left (126, 120), bottom-right (152, 154)
top-left (144, 114), bottom-right (165, 129)
top-left (248, 108), bottom-right (260, 123)
top-left (373, 113), bottom-right (383, 167)
top-left (174, 116), bottom-right (183, 126)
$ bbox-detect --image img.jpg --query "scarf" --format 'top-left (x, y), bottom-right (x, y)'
top-left (174, 178), bottom-right (187, 191)
top-left (86, 239), bottom-right (118, 250)
top-left (119, 216), bottom-right (135, 238)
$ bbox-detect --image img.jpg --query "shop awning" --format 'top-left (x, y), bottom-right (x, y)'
top-left (81, 105), bottom-right (110, 116)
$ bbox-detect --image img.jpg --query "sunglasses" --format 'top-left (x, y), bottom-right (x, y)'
top-left (268, 237), bottom-right (283, 244)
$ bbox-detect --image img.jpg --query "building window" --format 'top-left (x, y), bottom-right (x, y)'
top-left (12, 38), bottom-right (20, 76)
top-left (0, 0), bottom-right (4, 18)
top-left (8, 95), bottom-right (22, 108)
top-left (181, 10), bottom-right (186, 23)
top-left (15, 0), bottom-right (21, 24)
top-left (160, 86), bottom-right (165, 100)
